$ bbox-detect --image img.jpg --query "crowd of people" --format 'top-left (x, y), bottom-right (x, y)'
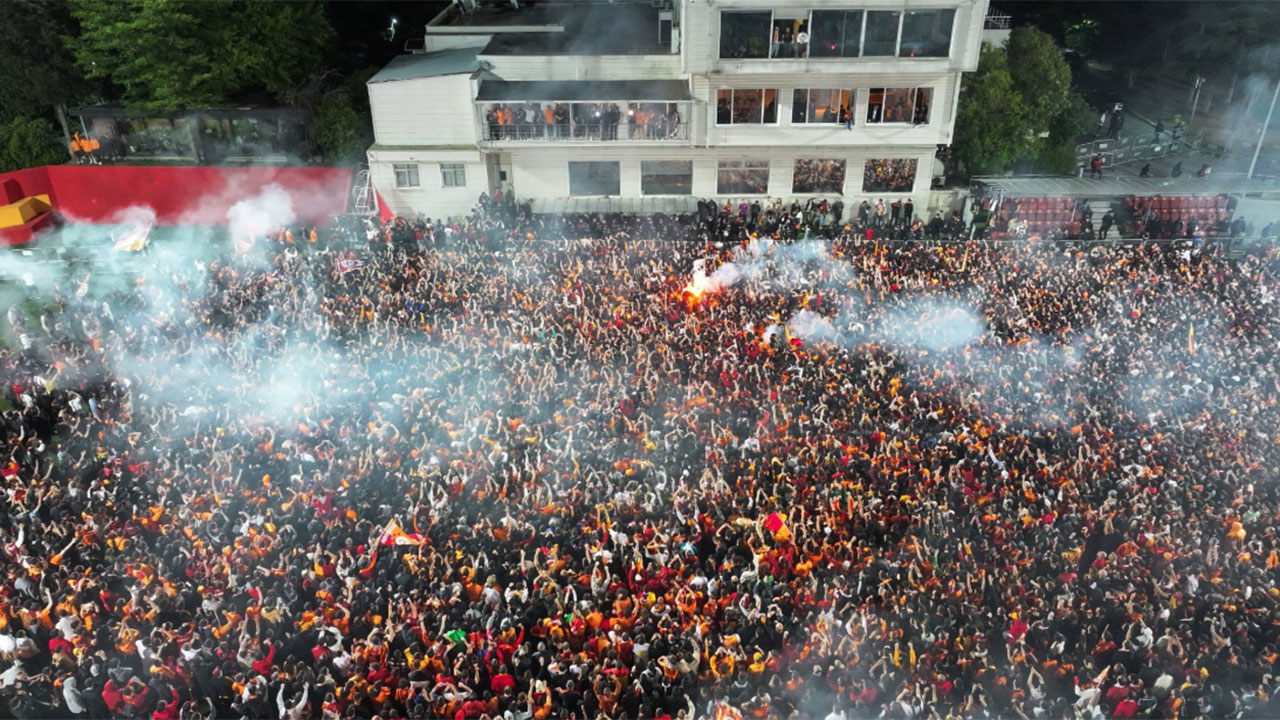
top-left (791, 161), bottom-right (848, 196)
top-left (862, 160), bottom-right (918, 194)
top-left (484, 103), bottom-right (683, 142)
top-left (2, 193), bottom-right (1280, 720)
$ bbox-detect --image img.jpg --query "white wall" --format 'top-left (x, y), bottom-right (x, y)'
top-left (369, 148), bottom-right (487, 221)
top-left (369, 74), bottom-right (478, 147)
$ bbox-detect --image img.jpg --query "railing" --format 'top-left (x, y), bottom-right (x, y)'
top-left (1075, 134), bottom-right (1178, 170)
top-left (481, 121), bottom-right (689, 143)
top-left (983, 12), bottom-right (1012, 29)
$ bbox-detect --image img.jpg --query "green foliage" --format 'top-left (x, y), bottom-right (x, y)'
top-left (953, 36), bottom-right (1092, 178)
top-left (68, 0), bottom-right (333, 110)
top-left (952, 45), bottom-right (1035, 176)
top-left (0, 116), bottom-right (66, 173)
top-left (0, 0), bottom-right (86, 121)
top-left (308, 93), bottom-right (369, 165)
top-left (1006, 27), bottom-right (1072, 121)
top-left (1063, 17), bottom-right (1099, 58)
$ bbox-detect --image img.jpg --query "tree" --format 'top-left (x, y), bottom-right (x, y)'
top-left (0, 1), bottom-right (90, 159)
top-left (308, 93), bottom-right (370, 165)
top-left (952, 44), bottom-right (1035, 176)
top-left (68, 0), bottom-right (333, 110)
top-left (1005, 27), bottom-right (1073, 124)
top-left (0, 117), bottom-right (66, 173)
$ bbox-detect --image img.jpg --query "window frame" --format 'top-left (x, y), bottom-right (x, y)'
top-left (567, 160), bottom-right (621, 197)
top-left (792, 159), bottom-right (847, 195)
top-left (640, 160), bottom-right (694, 196)
top-left (440, 163), bottom-right (466, 188)
top-left (716, 159), bottom-right (771, 195)
top-left (392, 163), bottom-right (420, 189)
top-left (719, 10), bottom-right (773, 60)
top-left (861, 158), bottom-right (919, 194)
top-left (715, 88), bottom-right (780, 126)
top-left (899, 9), bottom-right (956, 58)
top-left (865, 87), bottom-right (933, 125)
top-left (791, 88), bottom-right (855, 125)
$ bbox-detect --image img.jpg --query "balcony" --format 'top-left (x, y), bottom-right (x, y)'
top-left (479, 101), bottom-right (690, 144)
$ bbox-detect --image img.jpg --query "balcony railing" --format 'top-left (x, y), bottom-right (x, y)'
top-left (984, 13), bottom-right (1013, 29)
top-left (480, 102), bottom-right (689, 143)
top-left (483, 121), bottom-right (688, 143)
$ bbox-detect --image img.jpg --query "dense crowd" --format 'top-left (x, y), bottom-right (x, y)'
top-left (862, 161), bottom-right (918, 194)
top-left (2, 195), bottom-right (1280, 720)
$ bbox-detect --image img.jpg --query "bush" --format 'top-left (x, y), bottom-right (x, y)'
top-left (0, 116), bottom-right (65, 173)
top-left (308, 93), bottom-right (370, 165)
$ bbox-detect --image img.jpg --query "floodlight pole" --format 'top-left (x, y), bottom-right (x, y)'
top-left (1248, 76), bottom-right (1280, 179)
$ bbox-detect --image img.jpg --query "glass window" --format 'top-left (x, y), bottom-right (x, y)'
top-left (862, 158), bottom-right (918, 193)
top-left (568, 161), bottom-right (620, 196)
top-left (900, 9), bottom-right (955, 57)
top-left (792, 89), bottom-right (854, 124)
top-left (440, 163), bottom-right (466, 188)
top-left (793, 159), bottom-right (846, 194)
top-left (810, 10), bottom-right (862, 58)
top-left (863, 11), bottom-right (901, 56)
top-left (913, 87), bottom-right (933, 124)
top-left (770, 17), bottom-right (810, 58)
top-left (867, 88), bottom-right (931, 124)
top-left (717, 160), bottom-right (770, 195)
top-left (393, 163), bottom-right (419, 188)
top-left (641, 161), bottom-right (693, 195)
top-left (720, 11), bottom-right (771, 59)
top-left (717, 89), bottom-right (778, 124)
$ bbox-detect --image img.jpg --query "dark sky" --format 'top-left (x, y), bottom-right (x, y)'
top-left (325, 0), bottom-right (450, 69)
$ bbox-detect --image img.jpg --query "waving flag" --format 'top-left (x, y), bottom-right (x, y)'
top-left (378, 518), bottom-right (424, 546)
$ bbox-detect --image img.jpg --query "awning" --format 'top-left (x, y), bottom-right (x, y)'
top-left (477, 80), bottom-right (692, 103)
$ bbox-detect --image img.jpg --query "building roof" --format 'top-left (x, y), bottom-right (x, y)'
top-left (477, 80), bottom-right (691, 102)
top-left (367, 48), bottom-right (483, 84)
top-left (475, 2), bottom-right (667, 55)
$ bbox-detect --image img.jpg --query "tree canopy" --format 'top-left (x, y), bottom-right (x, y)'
top-left (952, 28), bottom-right (1089, 177)
top-left (68, 0), bottom-right (333, 110)
top-left (0, 0), bottom-right (85, 121)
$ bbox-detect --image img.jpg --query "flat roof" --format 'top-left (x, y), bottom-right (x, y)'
top-left (476, 79), bottom-right (691, 102)
top-left (477, 2), bottom-right (667, 55)
top-left (367, 48), bottom-right (483, 84)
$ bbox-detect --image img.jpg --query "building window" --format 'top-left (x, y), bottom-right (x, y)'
top-left (770, 16), bottom-right (810, 58)
top-left (716, 89), bottom-right (779, 125)
top-left (900, 9), bottom-right (955, 57)
top-left (792, 89), bottom-right (854, 124)
top-left (793, 159), bottom-right (846, 194)
top-left (810, 10), bottom-right (862, 58)
top-left (719, 11), bottom-right (771, 59)
top-left (440, 163), bottom-right (466, 188)
top-left (863, 158), bottom-right (918, 193)
top-left (717, 160), bottom-right (770, 195)
top-left (393, 163), bottom-right (420, 188)
top-left (568, 161), bottom-right (620, 196)
top-left (641, 161), bottom-right (693, 196)
top-left (866, 88), bottom-right (933, 124)
top-left (863, 11), bottom-right (901, 56)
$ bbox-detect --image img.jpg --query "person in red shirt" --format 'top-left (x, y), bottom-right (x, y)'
top-left (251, 642), bottom-right (276, 676)
top-left (490, 666), bottom-right (516, 694)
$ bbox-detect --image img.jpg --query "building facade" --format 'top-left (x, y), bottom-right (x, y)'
top-left (367, 0), bottom-right (988, 219)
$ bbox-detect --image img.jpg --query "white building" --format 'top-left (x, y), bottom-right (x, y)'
top-left (367, 0), bottom-right (989, 220)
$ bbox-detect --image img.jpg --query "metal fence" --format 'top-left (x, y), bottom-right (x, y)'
top-left (482, 121), bottom-right (690, 143)
top-left (1075, 135), bottom-right (1178, 170)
